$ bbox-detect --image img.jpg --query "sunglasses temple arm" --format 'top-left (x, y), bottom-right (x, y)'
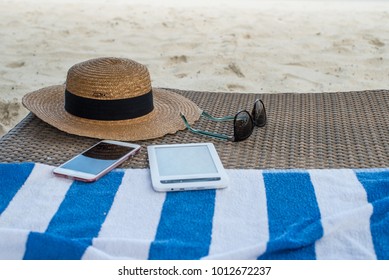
top-left (201, 111), bottom-right (235, 122)
top-left (180, 113), bottom-right (233, 141)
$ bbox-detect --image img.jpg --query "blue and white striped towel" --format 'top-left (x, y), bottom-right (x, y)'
top-left (0, 163), bottom-right (388, 260)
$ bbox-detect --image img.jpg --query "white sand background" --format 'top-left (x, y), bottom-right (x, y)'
top-left (0, 0), bottom-right (388, 137)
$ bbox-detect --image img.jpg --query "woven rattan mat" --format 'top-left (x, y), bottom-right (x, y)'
top-left (1, 89), bottom-right (388, 169)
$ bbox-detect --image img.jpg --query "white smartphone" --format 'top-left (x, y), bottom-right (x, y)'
top-left (53, 140), bottom-right (141, 182)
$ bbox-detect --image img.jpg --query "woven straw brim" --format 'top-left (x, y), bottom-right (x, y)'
top-left (22, 85), bottom-right (201, 141)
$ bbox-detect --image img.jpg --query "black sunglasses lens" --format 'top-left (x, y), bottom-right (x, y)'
top-left (252, 100), bottom-right (266, 127)
top-left (234, 111), bottom-right (254, 141)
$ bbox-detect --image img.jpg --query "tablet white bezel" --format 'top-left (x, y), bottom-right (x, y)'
top-left (147, 143), bottom-right (229, 192)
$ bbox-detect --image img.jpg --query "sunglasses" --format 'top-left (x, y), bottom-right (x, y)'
top-left (181, 99), bottom-right (266, 142)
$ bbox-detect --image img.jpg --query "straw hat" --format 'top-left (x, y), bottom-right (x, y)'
top-left (22, 57), bottom-right (201, 141)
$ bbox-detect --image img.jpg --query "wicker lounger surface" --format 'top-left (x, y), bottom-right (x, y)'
top-left (0, 89), bottom-right (388, 169)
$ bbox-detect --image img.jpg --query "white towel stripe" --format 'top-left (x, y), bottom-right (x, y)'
top-left (0, 163), bottom-right (72, 231)
top-left (84, 169), bottom-right (166, 259)
top-left (0, 163), bottom-right (72, 259)
top-left (205, 169), bottom-right (269, 259)
top-left (0, 229), bottom-right (30, 259)
top-left (310, 169), bottom-right (376, 259)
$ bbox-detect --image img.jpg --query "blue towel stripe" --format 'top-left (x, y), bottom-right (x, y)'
top-left (148, 190), bottom-right (216, 260)
top-left (259, 171), bottom-right (323, 260)
top-left (355, 170), bottom-right (389, 260)
top-left (23, 171), bottom-right (124, 260)
top-left (0, 163), bottom-right (34, 215)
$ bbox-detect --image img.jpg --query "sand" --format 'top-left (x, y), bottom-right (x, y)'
top-left (1, 0), bottom-right (388, 137)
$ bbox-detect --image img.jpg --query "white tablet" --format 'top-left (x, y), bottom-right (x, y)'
top-left (147, 143), bottom-right (229, 192)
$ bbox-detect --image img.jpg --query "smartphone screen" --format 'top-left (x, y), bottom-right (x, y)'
top-left (54, 141), bottom-right (140, 182)
top-left (61, 142), bottom-right (135, 175)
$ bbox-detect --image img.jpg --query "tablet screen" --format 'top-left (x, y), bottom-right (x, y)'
top-left (155, 145), bottom-right (218, 176)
